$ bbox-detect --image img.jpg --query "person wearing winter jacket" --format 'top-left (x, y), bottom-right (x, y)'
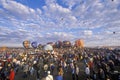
top-left (9, 67), bottom-right (15, 80)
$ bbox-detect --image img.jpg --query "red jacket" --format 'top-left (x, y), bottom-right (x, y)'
top-left (9, 70), bottom-right (15, 80)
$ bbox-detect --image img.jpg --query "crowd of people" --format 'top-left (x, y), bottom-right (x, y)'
top-left (0, 47), bottom-right (120, 80)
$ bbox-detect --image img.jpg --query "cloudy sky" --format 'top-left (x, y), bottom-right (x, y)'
top-left (0, 0), bottom-right (120, 47)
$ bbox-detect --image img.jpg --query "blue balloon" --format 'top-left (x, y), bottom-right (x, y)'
top-left (31, 41), bottom-right (37, 49)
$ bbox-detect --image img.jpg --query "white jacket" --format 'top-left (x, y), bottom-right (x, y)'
top-left (85, 67), bottom-right (90, 75)
top-left (46, 75), bottom-right (53, 80)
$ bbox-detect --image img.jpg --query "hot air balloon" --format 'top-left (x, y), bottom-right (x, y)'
top-left (23, 40), bottom-right (30, 49)
top-left (113, 31), bottom-right (115, 34)
top-left (31, 41), bottom-right (37, 49)
top-left (55, 41), bottom-right (63, 48)
top-left (0, 46), bottom-right (7, 51)
top-left (38, 44), bottom-right (43, 49)
top-left (62, 41), bottom-right (71, 48)
top-left (47, 42), bottom-right (54, 46)
top-left (43, 44), bottom-right (53, 51)
top-left (75, 39), bottom-right (84, 48)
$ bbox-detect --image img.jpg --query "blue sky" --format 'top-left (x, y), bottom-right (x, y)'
top-left (0, 0), bottom-right (120, 47)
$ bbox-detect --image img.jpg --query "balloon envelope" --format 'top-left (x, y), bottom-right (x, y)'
top-left (31, 41), bottom-right (37, 49)
top-left (63, 41), bottom-right (71, 47)
top-left (75, 39), bottom-right (84, 48)
top-left (0, 46), bottom-right (7, 51)
top-left (38, 44), bottom-right (43, 49)
top-left (43, 44), bottom-right (53, 51)
top-left (55, 41), bottom-right (62, 48)
top-left (23, 40), bottom-right (30, 49)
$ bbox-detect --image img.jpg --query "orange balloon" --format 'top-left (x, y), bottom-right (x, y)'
top-left (0, 46), bottom-right (7, 51)
top-left (75, 39), bottom-right (84, 48)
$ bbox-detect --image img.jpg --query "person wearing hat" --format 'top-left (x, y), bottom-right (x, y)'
top-left (46, 71), bottom-right (53, 80)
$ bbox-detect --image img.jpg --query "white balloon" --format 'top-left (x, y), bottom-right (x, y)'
top-left (43, 44), bottom-right (53, 51)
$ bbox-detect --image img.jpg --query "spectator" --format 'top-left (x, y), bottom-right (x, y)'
top-left (46, 71), bottom-right (53, 80)
top-left (55, 74), bottom-right (63, 80)
top-left (75, 64), bottom-right (79, 80)
top-left (9, 67), bottom-right (15, 80)
top-left (85, 65), bottom-right (90, 79)
top-left (98, 68), bottom-right (105, 80)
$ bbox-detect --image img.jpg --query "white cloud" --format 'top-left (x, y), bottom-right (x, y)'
top-left (42, 2), bottom-right (77, 28)
top-left (45, 32), bottom-right (75, 41)
top-left (0, 0), bottom-right (42, 19)
top-left (1, 0), bottom-right (31, 14)
top-left (84, 30), bottom-right (93, 36)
